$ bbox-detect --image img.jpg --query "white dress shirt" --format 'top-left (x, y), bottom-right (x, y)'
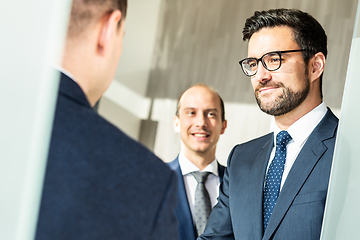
top-left (266, 102), bottom-right (328, 191)
top-left (178, 152), bottom-right (221, 223)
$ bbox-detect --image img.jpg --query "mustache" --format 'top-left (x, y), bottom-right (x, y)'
top-left (259, 81), bottom-right (284, 88)
top-left (255, 81), bottom-right (285, 92)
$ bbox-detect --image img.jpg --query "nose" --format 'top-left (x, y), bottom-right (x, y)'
top-left (195, 113), bottom-right (207, 127)
top-left (252, 61), bottom-right (271, 84)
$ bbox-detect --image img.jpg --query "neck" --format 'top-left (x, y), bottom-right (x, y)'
top-left (274, 98), bottom-right (322, 130)
top-left (61, 46), bottom-right (102, 107)
top-left (182, 149), bottom-right (216, 171)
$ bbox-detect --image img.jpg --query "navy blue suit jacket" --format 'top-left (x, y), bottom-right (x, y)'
top-left (168, 157), bottom-right (225, 240)
top-left (199, 109), bottom-right (338, 240)
top-left (35, 73), bottom-right (179, 240)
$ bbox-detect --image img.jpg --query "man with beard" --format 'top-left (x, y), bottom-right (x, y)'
top-left (169, 84), bottom-right (227, 240)
top-left (198, 8), bottom-right (338, 240)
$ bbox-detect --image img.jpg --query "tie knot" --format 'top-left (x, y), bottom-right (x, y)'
top-left (276, 130), bottom-right (292, 146)
top-left (191, 171), bottom-right (211, 183)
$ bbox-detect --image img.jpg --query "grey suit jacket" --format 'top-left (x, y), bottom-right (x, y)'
top-left (199, 108), bottom-right (338, 240)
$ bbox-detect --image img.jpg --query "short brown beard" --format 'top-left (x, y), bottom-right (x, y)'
top-left (255, 76), bottom-right (310, 116)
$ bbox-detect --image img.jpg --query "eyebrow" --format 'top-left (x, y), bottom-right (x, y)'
top-left (183, 108), bottom-right (219, 112)
top-left (205, 108), bottom-right (219, 112)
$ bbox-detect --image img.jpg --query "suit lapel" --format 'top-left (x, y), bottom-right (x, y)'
top-left (169, 158), bottom-right (196, 240)
top-left (169, 158), bottom-right (232, 239)
top-left (263, 134), bottom-right (327, 239)
top-left (263, 110), bottom-right (338, 240)
top-left (249, 135), bottom-right (274, 240)
top-left (217, 162), bottom-right (225, 182)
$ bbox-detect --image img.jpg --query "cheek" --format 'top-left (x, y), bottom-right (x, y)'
top-left (211, 121), bottom-right (223, 132)
top-left (291, 70), bottom-right (308, 90)
top-left (179, 120), bottom-right (192, 132)
top-left (250, 78), bottom-right (257, 89)
top-left (117, 42), bottom-right (123, 57)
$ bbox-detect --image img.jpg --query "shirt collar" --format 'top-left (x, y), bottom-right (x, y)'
top-left (53, 65), bottom-right (76, 82)
top-left (178, 151), bottom-right (218, 177)
top-left (273, 102), bottom-right (328, 147)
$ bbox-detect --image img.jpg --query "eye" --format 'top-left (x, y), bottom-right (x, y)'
top-left (207, 112), bottom-right (217, 118)
top-left (186, 111), bottom-right (195, 116)
top-left (249, 62), bottom-right (257, 68)
top-left (245, 59), bottom-right (257, 70)
top-left (264, 53), bottom-right (282, 69)
top-left (269, 56), bottom-right (281, 63)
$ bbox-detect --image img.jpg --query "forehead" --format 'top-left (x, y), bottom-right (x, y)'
top-left (247, 26), bottom-right (299, 58)
top-left (179, 86), bottom-right (221, 110)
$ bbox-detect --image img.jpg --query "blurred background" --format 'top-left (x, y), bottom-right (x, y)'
top-left (98, 0), bottom-right (358, 165)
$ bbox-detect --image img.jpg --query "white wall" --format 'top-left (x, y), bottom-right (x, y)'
top-left (321, 0), bottom-right (360, 238)
top-left (0, 0), bottom-right (70, 239)
top-left (99, 0), bottom-right (163, 140)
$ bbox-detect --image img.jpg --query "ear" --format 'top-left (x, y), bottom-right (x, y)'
top-left (97, 10), bottom-right (122, 56)
top-left (220, 120), bottom-right (227, 134)
top-left (174, 116), bottom-right (181, 133)
top-left (308, 52), bottom-right (326, 82)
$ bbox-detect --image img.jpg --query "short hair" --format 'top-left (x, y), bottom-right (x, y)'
top-left (242, 9), bottom-right (327, 97)
top-left (176, 83), bottom-right (226, 122)
top-left (67, 0), bottom-right (127, 38)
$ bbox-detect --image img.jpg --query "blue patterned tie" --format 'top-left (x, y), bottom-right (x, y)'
top-left (263, 131), bottom-right (292, 230)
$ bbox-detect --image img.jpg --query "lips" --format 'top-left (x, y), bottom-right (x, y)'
top-left (257, 82), bottom-right (283, 94)
top-left (190, 130), bottom-right (211, 139)
top-left (259, 86), bottom-right (277, 93)
top-left (193, 133), bottom-right (209, 138)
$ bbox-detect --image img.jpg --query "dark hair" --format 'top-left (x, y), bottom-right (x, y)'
top-left (68, 0), bottom-right (127, 37)
top-left (243, 9), bottom-right (327, 96)
top-left (176, 83), bottom-right (226, 122)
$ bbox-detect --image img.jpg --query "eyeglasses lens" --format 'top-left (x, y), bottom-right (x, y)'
top-left (263, 52), bottom-right (281, 71)
top-left (241, 52), bottom-right (282, 77)
top-left (242, 59), bottom-right (257, 76)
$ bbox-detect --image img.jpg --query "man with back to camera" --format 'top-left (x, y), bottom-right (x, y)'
top-left (199, 8), bottom-right (338, 240)
top-left (35, 0), bottom-right (179, 239)
top-left (168, 84), bottom-right (227, 240)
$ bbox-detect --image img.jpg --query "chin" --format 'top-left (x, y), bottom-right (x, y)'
top-left (192, 147), bottom-right (208, 154)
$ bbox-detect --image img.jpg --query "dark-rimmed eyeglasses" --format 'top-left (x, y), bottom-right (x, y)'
top-left (239, 49), bottom-right (307, 77)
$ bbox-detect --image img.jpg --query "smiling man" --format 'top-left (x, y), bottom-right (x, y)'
top-left (168, 84), bottom-right (227, 240)
top-left (199, 9), bottom-right (338, 240)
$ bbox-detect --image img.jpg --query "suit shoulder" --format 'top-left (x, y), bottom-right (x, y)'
top-left (235, 132), bottom-right (273, 149)
top-left (225, 132), bottom-right (273, 168)
top-left (229, 133), bottom-right (272, 157)
top-left (52, 96), bottom-right (174, 179)
top-left (314, 107), bottom-right (339, 141)
top-left (167, 158), bottom-right (179, 170)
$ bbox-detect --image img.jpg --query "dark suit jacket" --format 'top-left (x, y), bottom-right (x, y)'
top-left (199, 108), bottom-right (338, 240)
top-left (168, 156), bottom-right (225, 240)
top-left (35, 73), bottom-right (179, 240)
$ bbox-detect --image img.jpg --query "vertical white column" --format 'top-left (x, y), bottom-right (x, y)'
top-left (321, 0), bottom-right (360, 239)
top-left (0, 0), bottom-right (71, 239)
